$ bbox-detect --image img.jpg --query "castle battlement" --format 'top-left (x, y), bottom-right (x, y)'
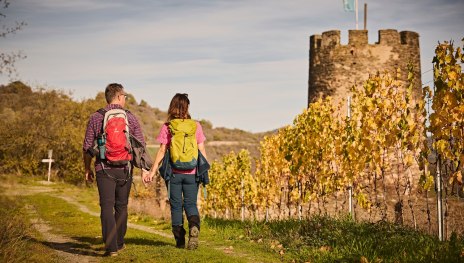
top-left (308, 29), bottom-right (421, 107)
top-left (310, 29), bottom-right (420, 49)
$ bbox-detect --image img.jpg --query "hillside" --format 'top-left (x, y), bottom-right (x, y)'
top-left (0, 82), bottom-right (275, 169)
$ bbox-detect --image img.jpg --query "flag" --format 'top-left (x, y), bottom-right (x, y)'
top-left (343, 0), bottom-right (355, 12)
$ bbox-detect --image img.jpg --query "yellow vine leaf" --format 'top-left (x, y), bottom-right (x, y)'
top-left (455, 171), bottom-right (462, 184)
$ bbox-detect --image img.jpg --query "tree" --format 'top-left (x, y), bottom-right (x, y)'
top-left (0, 0), bottom-right (26, 78)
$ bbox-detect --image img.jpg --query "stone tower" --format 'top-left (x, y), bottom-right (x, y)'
top-left (308, 29), bottom-right (421, 106)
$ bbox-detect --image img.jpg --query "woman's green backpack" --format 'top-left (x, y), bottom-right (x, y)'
top-left (169, 119), bottom-right (198, 170)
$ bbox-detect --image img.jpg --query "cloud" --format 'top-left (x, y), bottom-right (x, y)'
top-left (16, 0), bottom-right (124, 11)
top-left (1, 0), bottom-right (463, 132)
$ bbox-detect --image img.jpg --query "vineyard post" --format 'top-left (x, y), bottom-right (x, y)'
top-left (431, 59), bottom-right (445, 241)
top-left (241, 178), bottom-right (245, 221)
top-left (298, 180), bottom-right (302, 220)
top-left (436, 157), bottom-right (444, 241)
top-left (347, 97), bottom-right (354, 220)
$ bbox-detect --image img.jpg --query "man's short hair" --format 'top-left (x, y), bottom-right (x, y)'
top-left (105, 83), bottom-right (124, 103)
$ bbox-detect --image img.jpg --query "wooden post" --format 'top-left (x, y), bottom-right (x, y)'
top-left (298, 180), bottom-right (302, 220)
top-left (241, 178), bottom-right (245, 221)
top-left (347, 97), bottom-right (354, 220)
top-left (436, 158), bottom-right (444, 241)
top-left (41, 149), bottom-right (54, 182)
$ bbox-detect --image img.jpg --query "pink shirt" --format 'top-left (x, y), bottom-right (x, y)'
top-left (156, 121), bottom-right (206, 174)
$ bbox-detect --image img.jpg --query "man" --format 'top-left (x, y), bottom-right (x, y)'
top-left (83, 83), bottom-right (147, 256)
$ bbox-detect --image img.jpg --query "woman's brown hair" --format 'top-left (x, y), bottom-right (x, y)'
top-left (167, 93), bottom-right (191, 121)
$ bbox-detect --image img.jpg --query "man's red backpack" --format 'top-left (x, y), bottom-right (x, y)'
top-left (97, 108), bottom-right (132, 165)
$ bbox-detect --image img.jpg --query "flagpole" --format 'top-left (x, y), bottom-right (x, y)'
top-left (364, 3), bottom-right (367, 30)
top-left (355, 0), bottom-right (359, 30)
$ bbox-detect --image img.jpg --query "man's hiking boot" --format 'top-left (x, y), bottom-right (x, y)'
top-left (103, 251), bottom-right (118, 257)
top-left (118, 244), bottom-right (126, 251)
top-left (187, 215), bottom-right (200, 250)
top-left (172, 225), bottom-right (186, 248)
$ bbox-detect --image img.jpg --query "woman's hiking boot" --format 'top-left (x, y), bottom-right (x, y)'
top-left (187, 215), bottom-right (200, 250)
top-left (172, 225), bottom-right (186, 248)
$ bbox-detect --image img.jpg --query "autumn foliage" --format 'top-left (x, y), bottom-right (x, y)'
top-left (202, 41), bottom-right (464, 224)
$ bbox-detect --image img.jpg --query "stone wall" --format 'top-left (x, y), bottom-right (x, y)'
top-left (308, 29), bottom-right (421, 107)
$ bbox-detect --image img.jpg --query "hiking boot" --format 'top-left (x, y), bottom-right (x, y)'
top-left (103, 251), bottom-right (118, 257)
top-left (187, 225), bottom-right (199, 250)
top-left (187, 215), bottom-right (200, 250)
top-left (172, 225), bottom-right (186, 248)
top-left (118, 244), bottom-right (126, 251)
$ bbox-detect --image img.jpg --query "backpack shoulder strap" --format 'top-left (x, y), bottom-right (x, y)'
top-left (167, 120), bottom-right (174, 134)
top-left (97, 108), bottom-right (107, 116)
top-left (96, 108), bottom-right (107, 134)
top-left (124, 109), bottom-right (131, 123)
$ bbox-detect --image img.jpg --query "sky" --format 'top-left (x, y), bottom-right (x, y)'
top-left (0, 0), bottom-right (463, 133)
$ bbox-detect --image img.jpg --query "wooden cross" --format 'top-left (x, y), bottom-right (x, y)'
top-left (41, 150), bottom-right (54, 182)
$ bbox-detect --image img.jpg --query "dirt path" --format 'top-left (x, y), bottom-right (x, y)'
top-left (3, 182), bottom-right (98, 263)
top-left (55, 194), bottom-right (171, 239)
top-left (4, 181), bottom-right (171, 262)
top-left (3, 180), bottom-right (262, 262)
top-left (25, 204), bottom-right (99, 263)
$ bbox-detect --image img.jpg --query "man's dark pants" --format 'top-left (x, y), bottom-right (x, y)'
top-left (96, 168), bottom-right (132, 252)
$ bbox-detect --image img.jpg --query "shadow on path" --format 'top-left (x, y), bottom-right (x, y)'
top-left (72, 236), bottom-right (173, 250)
top-left (30, 237), bottom-right (101, 257)
top-left (124, 237), bottom-right (172, 247)
top-left (30, 234), bottom-right (175, 260)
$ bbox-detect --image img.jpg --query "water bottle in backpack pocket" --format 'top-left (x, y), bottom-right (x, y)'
top-left (97, 133), bottom-right (106, 160)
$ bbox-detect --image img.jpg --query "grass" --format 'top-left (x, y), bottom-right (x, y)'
top-left (0, 195), bottom-right (63, 263)
top-left (21, 193), bottom-right (281, 262)
top-left (207, 215), bottom-right (464, 262)
top-left (2, 174), bottom-right (463, 262)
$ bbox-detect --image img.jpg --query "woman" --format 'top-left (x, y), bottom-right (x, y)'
top-left (143, 93), bottom-right (207, 250)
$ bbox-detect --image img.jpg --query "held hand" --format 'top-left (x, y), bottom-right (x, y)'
top-left (141, 170), bottom-right (149, 185)
top-left (142, 170), bottom-right (154, 185)
top-left (85, 169), bottom-right (94, 183)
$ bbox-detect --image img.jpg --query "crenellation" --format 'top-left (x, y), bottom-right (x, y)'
top-left (310, 34), bottom-right (322, 50)
top-left (321, 30), bottom-right (340, 48)
top-left (313, 29), bottom-right (417, 49)
top-left (348, 30), bottom-right (368, 46)
top-left (378, 29), bottom-right (400, 45)
top-left (400, 31), bottom-right (419, 46)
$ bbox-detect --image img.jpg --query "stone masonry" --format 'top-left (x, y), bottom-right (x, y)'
top-left (308, 29), bottom-right (421, 107)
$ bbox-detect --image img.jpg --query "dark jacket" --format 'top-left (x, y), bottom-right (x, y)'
top-left (159, 149), bottom-right (210, 185)
top-left (196, 150), bottom-right (210, 185)
top-left (129, 134), bottom-right (153, 171)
